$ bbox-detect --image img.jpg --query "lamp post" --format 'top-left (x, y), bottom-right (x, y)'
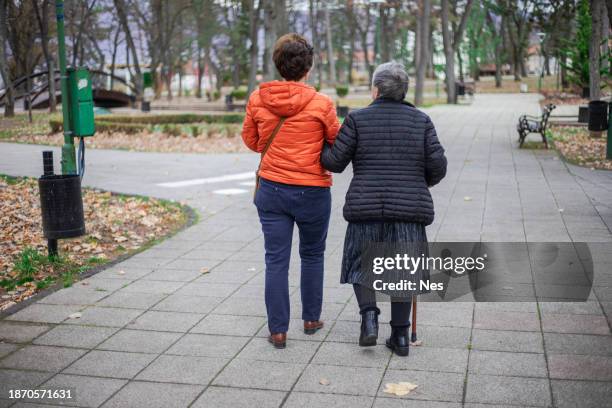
top-left (55, 0), bottom-right (76, 175)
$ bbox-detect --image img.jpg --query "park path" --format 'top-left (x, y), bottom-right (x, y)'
top-left (0, 93), bottom-right (611, 407)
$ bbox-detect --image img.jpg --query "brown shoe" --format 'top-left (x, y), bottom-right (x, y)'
top-left (268, 333), bottom-right (287, 349)
top-left (303, 320), bottom-right (324, 335)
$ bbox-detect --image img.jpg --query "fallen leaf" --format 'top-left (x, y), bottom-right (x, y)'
top-left (118, 270), bottom-right (126, 275)
top-left (383, 382), bottom-right (418, 396)
top-left (464, 196), bottom-right (472, 201)
top-left (319, 378), bottom-right (330, 386)
top-left (68, 312), bottom-right (82, 319)
top-left (200, 267), bottom-right (210, 274)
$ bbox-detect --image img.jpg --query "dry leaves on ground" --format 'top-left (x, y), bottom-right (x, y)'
top-left (383, 382), bottom-right (419, 396)
top-left (0, 176), bottom-right (187, 311)
top-left (552, 126), bottom-right (612, 170)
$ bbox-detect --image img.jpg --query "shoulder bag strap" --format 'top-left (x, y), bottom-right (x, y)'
top-left (257, 117), bottom-right (286, 176)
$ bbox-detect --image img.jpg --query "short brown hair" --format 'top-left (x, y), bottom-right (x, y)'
top-left (272, 33), bottom-right (314, 81)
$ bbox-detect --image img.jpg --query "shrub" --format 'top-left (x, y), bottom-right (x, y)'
top-left (212, 90), bottom-right (221, 100)
top-left (230, 87), bottom-right (248, 100)
top-left (49, 119), bottom-right (147, 134)
top-left (336, 85), bottom-right (349, 98)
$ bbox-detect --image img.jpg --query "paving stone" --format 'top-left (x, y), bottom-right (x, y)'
top-left (63, 350), bottom-right (156, 379)
top-left (374, 398), bottom-right (462, 408)
top-left (0, 346), bottom-right (86, 372)
top-left (0, 343), bottom-right (18, 359)
top-left (548, 354), bottom-right (612, 381)
top-left (6, 304), bottom-right (84, 324)
top-left (95, 291), bottom-right (166, 310)
top-left (174, 282), bottom-right (238, 298)
top-left (213, 359), bottom-right (305, 391)
top-left (63, 306), bottom-right (143, 328)
top-left (294, 364), bottom-right (383, 396)
top-left (312, 341), bottom-right (390, 367)
top-left (471, 329), bottom-right (544, 353)
top-left (473, 310), bottom-right (541, 332)
top-left (551, 379), bottom-right (612, 408)
top-left (285, 392), bottom-right (373, 408)
top-left (213, 297), bottom-right (267, 316)
top-left (127, 310), bottom-right (203, 332)
top-left (538, 301), bottom-right (603, 315)
top-left (142, 269), bottom-right (203, 282)
top-left (95, 267), bottom-right (153, 280)
top-left (377, 369), bottom-right (465, 402)
top-left (97, 329), bottom-right (182, 354)
top-left (38, 287), bottom-right (109, 306)
top-left (0, 322), bottom-right (50, 343)
top-left (469, 350), bottom-right (548, 377)
top-left (237, 337), bottom-right (319, 363)
top-left (543, 332), bottom-right (612, 355)
top-left (33, 325), bottom-right (118, 348)
top-left (465, 374), bottom-right (551, 407)
top-left (118, 280), bottom-right (184, 295)
top-left (135, 355), bottom-right (228, 384)
top-left (152, 294), bottom-right (222, 314)
top-left (191, 386), bottom-right (286, 408)
top-left (191, 314), bottom-right (265, 336)
top-left (78, 278), bottom-right (132, 292)
top-left (0, 369), bottom-right (53, 399)
top-left (165, 334), bottom-right (248, 358)
top-left (389, 346), bottom-right (468, 373)
top-left (102, 381), bottom-right (202, 408)
top-left (541, 313), bottom-right (609, 335)
top-left (33, 373), bottom-right (125, 407)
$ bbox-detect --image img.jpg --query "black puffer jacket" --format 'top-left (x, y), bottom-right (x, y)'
top-left (321, 98), bottom-right (447, 225)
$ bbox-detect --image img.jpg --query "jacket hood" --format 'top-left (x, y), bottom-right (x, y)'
top-left (258, 81), bottom-right (317, 117)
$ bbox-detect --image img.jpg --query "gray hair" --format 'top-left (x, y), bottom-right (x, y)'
top-left (372, 61), bottom-right (409, 101)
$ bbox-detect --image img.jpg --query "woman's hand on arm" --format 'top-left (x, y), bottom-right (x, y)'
top-left (321, 114), bottom-right (357, 173)
top-left (424, 116), bottom-right (447, 187)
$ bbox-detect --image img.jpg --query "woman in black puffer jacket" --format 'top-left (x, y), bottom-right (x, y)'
top-left (321, 62), bottom-right (447, 357)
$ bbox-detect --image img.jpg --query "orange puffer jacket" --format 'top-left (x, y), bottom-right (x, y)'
top-left (241, 81), bottom-right (340, 187)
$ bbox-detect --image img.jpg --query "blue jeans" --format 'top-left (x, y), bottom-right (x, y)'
top-left (255, 178), bottom-right (331, 333)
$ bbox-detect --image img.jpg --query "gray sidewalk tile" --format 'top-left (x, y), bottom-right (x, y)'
top-left (79, 278), bottom-right (133, 292)
top-left (95, 292), bottom-right (166, 310)
top-left (469, 350), bottom-right (548, 377)
top-left (152, 294), bottom-right (222, 314)
top-left (0, 322), bottom-right (50, 343)
top-left (0, 346), bottom-right (86, 372)
top-left (38, 287), bottom-right (110, 306)
top-left (541, 313), bottom-right (610, 335)
top-left (6, 304), bottom-right (84, 324)
top-left (294, 363), bottom-right (384, 396)
top-left (64, 306), bottom-right (143, 327)
top-left (0, 344), bottom-right (18, 359)
top-left (311, 341), bottom-right (390, 367)
top-left (165, 333), bottom-right (248, 358)
top-left (374, 398), bottom-right (462, 408)
top-left (285, 392), bottom-right (373, 408)
top-left (0, 369), bottom-right (53, 399)
top-left (389, 346), bottom-right (469, 373)
top-left (473, 310), bottom-right (541, 332)
top-left (127, 310), bottom-right (203, 332)
top-left (191, 386), bottom-right (286, 408)
top-left (213, 359), bottom-right (305, 391)
top-left (118, 280), bottom-right (184, 295)
top-left (174, 282), bottom-right (238, 298)
top-left (465, 374), bottom-right (551, 407)
top-left (135, 355), bottom-right (228, 385)
top-left (377, 369), bottom-right (465, 402)
top-left (548, 354), bottom-right (612, 381)
top-left (543, 332), bottom-right (612, 355)
top-left (63, 350), bottom-right (156, 379)
top-left (33, 325), bottom-right (118, 349)
top-left (213, 297), bottom-right (267, 316)
top-left (95, 267), bottom-right (153, 280)
top-left (471, 329), bottom-right (544, 353)
top-left (97, 329), bottom-right (182, 354)
top-left (142, 269), bottom-right (203, 282)
top-left (102, 381), bottom-right (203, 408)
top-left (551, 379), bottom-right (612, 408)
top-left (192, 314), bottom-right (265, 336)
top-left (237, 337), bottom-right (319, 363)
top-left (36, 374), bottom-right (126, 407)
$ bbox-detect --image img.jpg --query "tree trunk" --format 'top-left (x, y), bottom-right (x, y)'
top-left (309, 0), bottom-right (322, 87)
top-left (110, 28), bottom-right (121, 90)
top-left (324, 0), bottom-right (336, 85)
top-left (441, 0), bottom-right (455, 103)
top-left (415, 0), bottom-right (430, 106)
top-left (486, 11), bottom-right (502, 88)
top-left (264, 0), bottom-right (277, 81)
top-left (113, 0), bottom-right (143, 100)
top-left (589, 0), bottom-right (602, 100)
top-left (602, 1), bottom-right (609, 73)
top-left (33, 0), bottom-right (56, 112)
top-left (345, 1), bottom-right (356, 84)
top-left (247, 0), bottom-right (262, 98)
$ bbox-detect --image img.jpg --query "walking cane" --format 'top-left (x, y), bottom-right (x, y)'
top-left (411, 295), bottom-right (421, 345)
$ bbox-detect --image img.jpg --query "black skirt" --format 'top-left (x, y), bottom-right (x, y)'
top-left (341, 221), bottom-right (430, 296)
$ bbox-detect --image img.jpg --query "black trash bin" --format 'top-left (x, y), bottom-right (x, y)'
top-left (38, 174), bottom-right (86, 240)
top-left (588, 101), bottom-right (609, 131)
top-left (456, 82), bottom-right (466, 96)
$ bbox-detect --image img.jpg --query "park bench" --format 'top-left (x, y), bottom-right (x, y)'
top-left (517, 103), bottom-right (556, 148)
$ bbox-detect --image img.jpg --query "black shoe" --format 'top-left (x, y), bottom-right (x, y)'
top-left (386, 326), bottom-right (409, 356)
top-left (359, 309), bottom-right (379, 347)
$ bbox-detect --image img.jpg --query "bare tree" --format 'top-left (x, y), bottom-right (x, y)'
top-left (32, 0), bottom-right (56, 112)
top-left (324, 0), bottom-right (336, 85)
top-left (589, 0), bottom-right (602, 100)
top-left (485, 9), bottom-right (504, 88)
top-left (441, 0), bottom-right (474, 103)
top-left (263, 0), bottom-right (287, 80)
top-left (113, 0), bottom-right (143, 100)
top-left (0, 0), bottom-right (15, 117)
top-left (355, 2), bottom-right (374, 85)
top-left (344, 0), bottom-right (356, 84)
top-left (309, 0), bottom-right (323, 87)
top-left (247, 0), bottom-right (263, 97)
top-left (415, 0), bottom-right (430, 106)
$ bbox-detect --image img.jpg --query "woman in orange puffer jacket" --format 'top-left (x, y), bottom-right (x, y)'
top-left (241, 33), bottom-right (340, 349)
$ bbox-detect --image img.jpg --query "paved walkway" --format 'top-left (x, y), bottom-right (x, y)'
top-left (1, 94), bottom-right (611, 407)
